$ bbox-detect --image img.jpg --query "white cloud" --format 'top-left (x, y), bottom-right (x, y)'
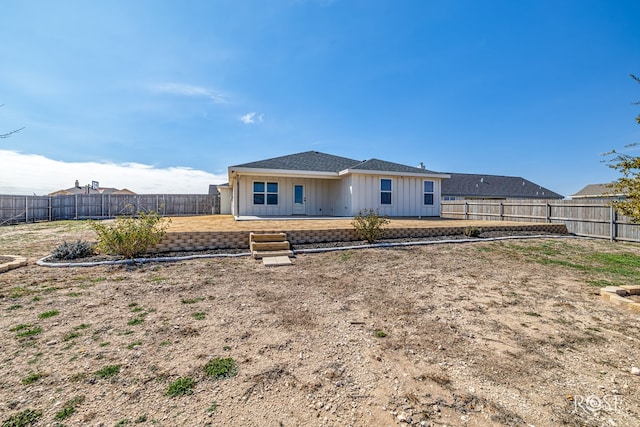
top-left (150, 82), bottom-right (227, 104)
top-left (240, 112), bottom-right (264, 124)
top-left (0, 150), bottom-right (227, 195)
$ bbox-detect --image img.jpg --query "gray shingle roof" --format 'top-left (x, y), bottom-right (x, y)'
top-left (442, 173), bottom-right (563, 199)
top-left (232, 151), bottom-right (446, 175)
top-left (349, 158), bottom-right (441, 174)
top-left (571, 183), bottom-right (620, 198)
top-left (231, 151), bottom-right (361, 173)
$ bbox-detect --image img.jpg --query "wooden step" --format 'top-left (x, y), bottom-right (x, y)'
top-left (250, 232), bottom-right (292, 261)
top-left (250, 232), bottom-right (287, 242)
top-left (252, 250), bottom-right (294, 259)
top-left (251, 241), bottom-right (291, 252)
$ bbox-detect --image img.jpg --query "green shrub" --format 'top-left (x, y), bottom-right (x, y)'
top-left (55, 395), bottom-right (84, 420)
top-left (166, 377), bottom-right (195, 397)
top-left (463, 226), bottom-right (482, 238)
top-left (2, 409), bottom-right (42, 426)
top-left (12, 324), bottom-right (42, 339)
top-left (352, 209), bottom-right (390, 243)
top-left (90, 210), bottom-right (171, 259)
top-left (95, 364), bottom-right (121, 379)
top-left (38, 310), bottom-right (59, 319)
top-left (204, 357), bottom-right (238, 380)
top-left (21, 372), bottom-right (44, 385)
top-left (51, 240), bottom-right (95, 260)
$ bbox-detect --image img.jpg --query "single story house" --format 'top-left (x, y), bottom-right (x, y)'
top-left (571, 183), bottom-right (624, 200)
top-left (219, 151), bottom-right (450, 218)
top-left (49, 180), bottom-right (135, 196)
top-left (441, 173), bottom-right (563, 200)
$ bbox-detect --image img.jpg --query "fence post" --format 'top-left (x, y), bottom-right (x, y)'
top-left (610, 205), bottom-right (616, 241)
top-left (464, 201), bottom-right (468, 220)
top-left (25, 196), bottom-right (28, 223)
top-left (499, 201), bottom-right (504, 221)
top-left (546, 201), bottom-right (551, 223)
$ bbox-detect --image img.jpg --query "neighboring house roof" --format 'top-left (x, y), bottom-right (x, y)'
top-left (572, 183), bottom-right (623, 199)
top-left (48, 187), bottom-right (101, 196)
top-left (442, 173), bottom-right (563, 199)
top-left (97, 187), bottom-right (120, 195)
top-left (112, 188), bottom-right (136, 195)
top-left (49, 181), bottom-right (135, 196)
top-left (230, 151), bottom-right (449, 178)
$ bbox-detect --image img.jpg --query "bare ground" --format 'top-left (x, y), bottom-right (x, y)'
top-left (1, 222), bottom-right (640, 426)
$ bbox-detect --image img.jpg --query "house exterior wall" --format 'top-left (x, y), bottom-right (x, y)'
top-left (218, 187), bottom-right (232, 215)
top-left (350, 174), bottom-right (442, 217)
top-left (234, 175), bottom-right (345, 216)
top-left (232, 173), bottom-right (442, 217)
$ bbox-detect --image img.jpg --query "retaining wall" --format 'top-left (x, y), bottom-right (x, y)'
top-left (152, 223), bottom-right (568, 252)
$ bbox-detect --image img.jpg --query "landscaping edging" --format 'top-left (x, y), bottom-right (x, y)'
top-left (600, 285), bottom-right (640, 313)
top-left (0, 255), bottom-right (28, 273)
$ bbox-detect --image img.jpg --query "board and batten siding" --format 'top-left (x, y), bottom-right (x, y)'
top-left (350, 174), bottom-right (441, 217)
top-left (234, 175), bottom-right (348, 216)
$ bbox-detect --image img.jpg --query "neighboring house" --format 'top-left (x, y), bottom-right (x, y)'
top-left (49, 180), bottom-right (135, 196)
top-left (441, 173), bottom-right (563, 200)
top-left (223, 151), bottom-right (450, 217)
top-left (571, 183), bottom-right (624, 200)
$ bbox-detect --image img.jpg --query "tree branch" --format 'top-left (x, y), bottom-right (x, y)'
top-left (0, 127), bottom-right (25, 138)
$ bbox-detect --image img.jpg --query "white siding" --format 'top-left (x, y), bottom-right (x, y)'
top-left (218, 187), bottom-right (232, 215)
top-left (235, 175), bottom-right (346, 216)
top-left (233, 173), bottom-right (442, 217)
top-left (350, 174), bottom-right (442, 217)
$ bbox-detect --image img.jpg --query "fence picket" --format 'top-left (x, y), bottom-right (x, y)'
top-left (442, 199), bottom-right (639, 242)
top-left (0, 194), bottom-right (221, 225)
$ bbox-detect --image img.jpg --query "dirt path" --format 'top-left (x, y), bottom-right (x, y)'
top-left (1, 223), bottom-right (639, 426)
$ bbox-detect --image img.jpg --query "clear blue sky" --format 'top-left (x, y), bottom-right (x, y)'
top-left (1, 0), bottom-right (639, 196)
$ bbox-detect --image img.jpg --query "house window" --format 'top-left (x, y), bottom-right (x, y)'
top-left (380, 179), bottom-right (392, 205)
top-left (423, 180), bottom-right (434, 205)
top-left (253, 182), bottom-right (278, 205)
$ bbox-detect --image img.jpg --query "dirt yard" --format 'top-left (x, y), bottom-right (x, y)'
top-left (1, 221), bottom-right (640, 426)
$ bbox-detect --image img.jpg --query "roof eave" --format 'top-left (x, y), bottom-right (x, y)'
top-left (228, 167), bottom-right (341, 180)
top-left (339, 169), bottom-right (450, 179)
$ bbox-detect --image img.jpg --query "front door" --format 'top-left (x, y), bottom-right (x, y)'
top-left (293, 184), bottom-right (305, 215)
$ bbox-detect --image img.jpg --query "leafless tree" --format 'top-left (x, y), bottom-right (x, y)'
top-left (0, 104), bottom-right (24, 138)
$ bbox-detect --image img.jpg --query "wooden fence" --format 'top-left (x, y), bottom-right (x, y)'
top-left (441, 199), bottom-right (640, 242)
top-left (0, 194), bottom-right (220, 225)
